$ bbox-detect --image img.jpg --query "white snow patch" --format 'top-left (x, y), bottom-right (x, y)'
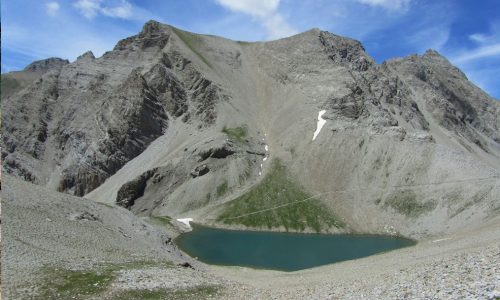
top-left (312, 110), bottom-right (327, 141)
top-left (176, 218), bottom-right (193, 228)
top-left (259, 171), bottom-right (262, 176)
top-left (265, 145), bottom-right (269, 152)
top-left (263, 157), bottom-right (268, 162)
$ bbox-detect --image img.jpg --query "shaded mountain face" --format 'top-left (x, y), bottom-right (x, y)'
top-left (2, 21), bottom-right (225, 195)
top-left (3, 20), bottom-right (500, 238)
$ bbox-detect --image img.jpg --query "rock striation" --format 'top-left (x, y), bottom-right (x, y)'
top-left (2, 20), bottom-right (500, 238)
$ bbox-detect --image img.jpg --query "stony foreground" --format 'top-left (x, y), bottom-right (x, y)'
top-left (212, 214), bottom-right (500, 299)
top-left (2, 175), bottom-right (500, 299)
top-left (228, 244), bottom-right (500, 299)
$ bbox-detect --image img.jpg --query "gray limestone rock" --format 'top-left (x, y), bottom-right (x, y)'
top-left (2, 21), bottom-right (500, 238)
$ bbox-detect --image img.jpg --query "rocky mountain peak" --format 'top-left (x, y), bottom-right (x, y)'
top-left (140, 19), bottom-right (168, 36)
top-left (298, 27), bottom-right (321, 36)
top-left (423, 49), bottom-right (444, 58)
top-left (77, 51), bottom-right (95, 61)
top-left (114, 20), bottom-right (171, 51)
top-left (23, 57), bottom-right (69, 73)
top-left (2, 21), bottom-right (499, 241)
top-left (318, 30), bottom-right (374, 71)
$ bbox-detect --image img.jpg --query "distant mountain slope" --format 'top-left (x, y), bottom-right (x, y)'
top-left (3, 20), bottom-right (500, 238)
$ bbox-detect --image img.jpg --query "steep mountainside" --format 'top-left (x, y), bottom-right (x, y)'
top-left (2, 20), bottom-right (500, 238)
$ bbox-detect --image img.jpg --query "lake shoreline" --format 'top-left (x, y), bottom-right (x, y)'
top-left (174, 223), bottom-right (416, 272)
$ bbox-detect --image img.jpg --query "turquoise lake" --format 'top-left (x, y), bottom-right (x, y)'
top-left (175, 225), bottom-right (415, 272)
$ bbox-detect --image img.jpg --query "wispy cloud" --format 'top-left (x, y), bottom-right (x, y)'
top-left (398, 2), bottom-right (456, 54)
top-left (2, 23), bottom-right (119, 62)
top-left (74, 0), bottom-right (132, 19)
top-left (215, 0), bottom-right (279, 18)
top-left (407, 26), bottom-right (450, 52)
top-left (263, 14), bottom-right (297, 40)
top-left (355, 0), bottom-right (411, 12)
top-left (74, 0), bottom-right (100, 19)
top-left (214, 0), bottom-right (297, 40)
top-left (447, 22), bottom-right (500, 98)
top-left (452, 23), bottom-right (500, 64)
top-left (454, 43), bottom-right (500, 64)
top-left (100, 1), bottom-right (132, 18)
top-left (46, 1), bottom-right (60, 17)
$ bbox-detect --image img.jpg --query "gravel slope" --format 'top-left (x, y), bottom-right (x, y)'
top-left (2, 175), bottom-right (500, 299)
top-left (1, 176), bottom-right (225, 299)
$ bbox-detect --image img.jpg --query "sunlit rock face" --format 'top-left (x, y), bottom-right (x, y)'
top-left (2, 21), bottom-right (500, 238)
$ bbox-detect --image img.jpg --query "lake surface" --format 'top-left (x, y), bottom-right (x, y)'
top-left (175, 225), bottom-right (415, 271)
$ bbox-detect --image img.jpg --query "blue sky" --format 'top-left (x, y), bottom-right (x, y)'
top-left (1, 0), bottom-right (499, 98)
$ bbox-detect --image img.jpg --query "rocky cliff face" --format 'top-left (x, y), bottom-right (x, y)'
top-left (2, 21), bottom-right (226, 196)
top-left (3, 21), bottom-right (500, 238)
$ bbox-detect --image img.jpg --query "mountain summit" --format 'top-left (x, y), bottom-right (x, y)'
top-left (2, 20), bottom-right (499, 238)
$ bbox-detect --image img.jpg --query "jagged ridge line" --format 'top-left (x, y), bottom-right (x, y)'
top-left (225, 175), bottom-right (500, 220)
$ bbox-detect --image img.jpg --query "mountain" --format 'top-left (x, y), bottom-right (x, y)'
top-left (2, 20), bottom-right (500, 238)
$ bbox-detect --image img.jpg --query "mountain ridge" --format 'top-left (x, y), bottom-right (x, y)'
top-left (2, 20), bottom-right (499, 239)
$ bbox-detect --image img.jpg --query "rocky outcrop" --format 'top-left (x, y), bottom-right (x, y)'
top-left (198, 143), bottom-right (236, 161)
top-left (114, 20), bottom-right (170, 51)
top-left (2, 21), bottom-right (227, 196)
top-left (319, 31), bottom-right (374, 72)
top-left (23, 57), bottom-right (69, 73)
top-left (190, 164), bottom-right (209, 178)
top-left (385, 50), bottom-right (500, 147)
top-left (116, 168), bottom-right (159, 208)
top-left (77, 51), bottom-right (95, 61)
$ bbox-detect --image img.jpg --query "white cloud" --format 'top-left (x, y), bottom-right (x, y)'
top-left (263, 14), bottom-right (297, 40)
top-left (355, 0), bottom-right (411, 12)
top-left (453, 43), bottom-right (500, 64)
top-left (408, 26), bottom-right (450, 52)
top-left (101, 1), bottom-right (132, 18)
top-left (452, 23), bottom-right (500, 64)
top-left (214, 0), bottom-right (297, 40)
top-left (74, 0), bottom-right (132, 19)
top-left (469, 33), bottom-right (488, 44)
top-left (215, 0), bottom-right (279, 17)
top-left (46, 1), bottom-right (60, 16)
top-left (446, 22), bottom-right (500, 98)
top-left (74, 0), bottom-right (100, 18)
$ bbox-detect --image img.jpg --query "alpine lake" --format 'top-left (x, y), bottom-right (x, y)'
top-left (175, 225), bottom-right (415, 272)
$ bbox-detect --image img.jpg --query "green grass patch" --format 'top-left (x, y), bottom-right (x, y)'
top-left (112, 285), bottom-right (220, 300)
top-left (121, 260), bottom-right (174, 269)
top-left (384, 190), bottom-right (436, 217)
top-left (217, 160), bottom-right (343, 232)
top-left (38, 261), bottom-right (175, 299)
top-left (216, 180), bottom-right (229, 197)
top-left (172, 28), bottom-right (213, 69)
top-left (222, 126), bottom-right (247, 142)
top-left (148, 216), bottom-right (173, 227)
top-left (39, 268), bottom-right (115, 299)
